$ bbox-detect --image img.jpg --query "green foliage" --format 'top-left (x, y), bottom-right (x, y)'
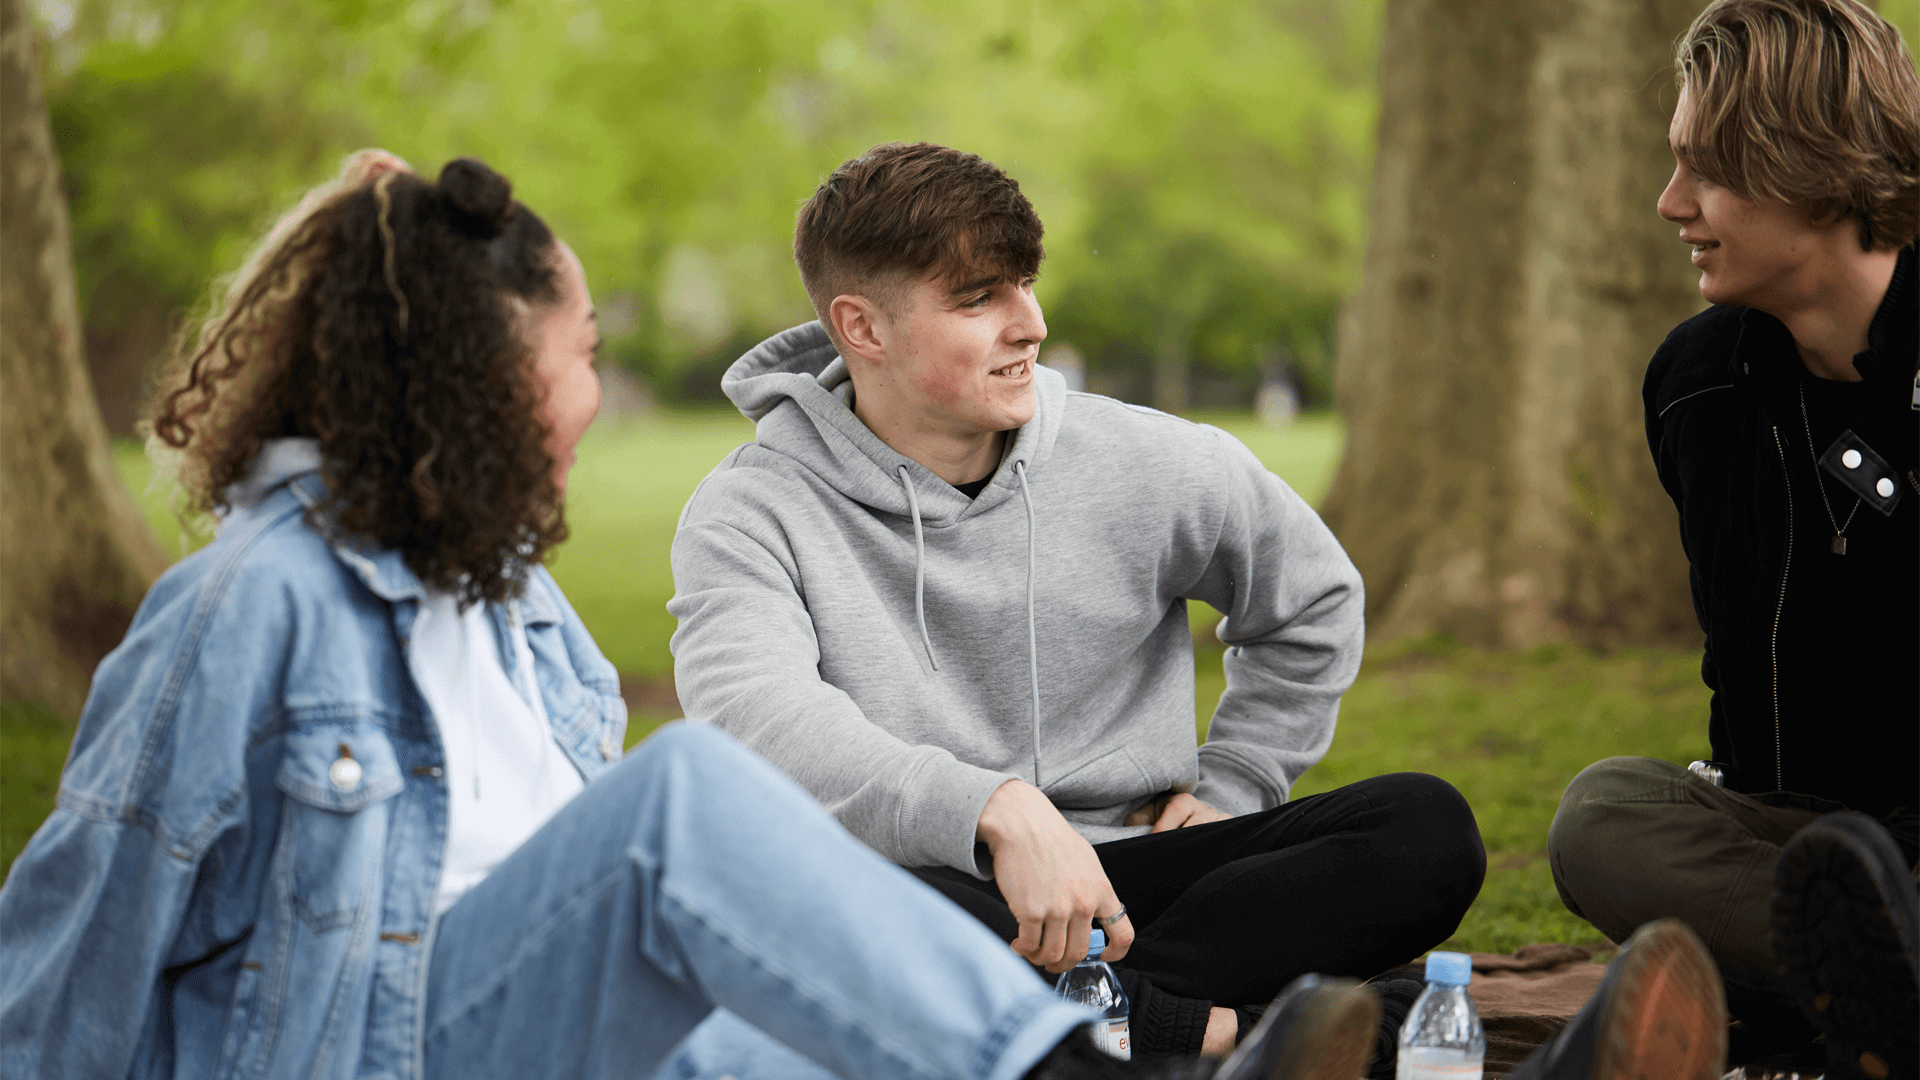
top-left (50, 44), bottom-right (359, 329)
top-left (38, 0), bottom-right (1383, 416)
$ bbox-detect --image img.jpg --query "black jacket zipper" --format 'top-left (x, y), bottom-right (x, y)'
top-left (1768, 426), bottom-right (1792, 791)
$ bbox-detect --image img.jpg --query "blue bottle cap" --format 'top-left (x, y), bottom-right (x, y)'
top-left (1424, 951), bottom-right (1472, 986)
top-left (1088, 928), bottom-right (1106, 958)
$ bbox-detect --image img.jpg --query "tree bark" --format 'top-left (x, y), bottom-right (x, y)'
top-left (1321, 0), bottom-right (1706, 649)
top-left (2, 0), bottom-right (167, 718)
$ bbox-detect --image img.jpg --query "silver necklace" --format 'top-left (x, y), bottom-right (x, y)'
top-left (1799, 383), bottom-right (1862, 554)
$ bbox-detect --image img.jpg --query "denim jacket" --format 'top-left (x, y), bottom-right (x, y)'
top-left (0, 463), bottom-right (627, 1080)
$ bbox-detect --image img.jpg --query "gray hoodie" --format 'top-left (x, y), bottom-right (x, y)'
top-left (668, 322), bottom-right (1364, 877)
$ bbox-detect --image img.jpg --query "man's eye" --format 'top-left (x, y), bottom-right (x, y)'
top-left (966, 292), bottom-right (992, 307)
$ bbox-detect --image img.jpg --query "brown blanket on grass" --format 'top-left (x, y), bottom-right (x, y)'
top-left (1465, 944), bottom-right (1607, 1076)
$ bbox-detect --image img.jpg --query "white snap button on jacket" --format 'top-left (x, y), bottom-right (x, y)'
top-left (1876, 477), bottom-right (1895, 498)
top-left (600, 737), bottom-right (622, 762)
top-left (1842, 449), bottom-right (1863, 469)
top-left (329, 754), bottom-right (363, 790)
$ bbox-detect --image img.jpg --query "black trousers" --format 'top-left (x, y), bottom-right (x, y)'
top-left (911, 772), bottom-right (1486, 1055)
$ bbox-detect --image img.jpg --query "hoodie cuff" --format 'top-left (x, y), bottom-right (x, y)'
top-left (1193, 749), bottom-right (1283, 816)
top-left (896, 754), bottom-right (1020, 879)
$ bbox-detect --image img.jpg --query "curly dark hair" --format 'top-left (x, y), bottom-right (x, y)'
top-left (149, 155), bottom-right (565, 606)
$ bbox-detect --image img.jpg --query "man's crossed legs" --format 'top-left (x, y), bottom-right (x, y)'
top-left (914, 773), bottom-right (1487, 1057)
top-left (418, 727), bottom-right (1741, 1080)
top-left (1551, 757), bottom-right (1920, 1077)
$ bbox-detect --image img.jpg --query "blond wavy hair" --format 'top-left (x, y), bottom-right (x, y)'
top-left (1674, 0), bottom-right (1920, 250)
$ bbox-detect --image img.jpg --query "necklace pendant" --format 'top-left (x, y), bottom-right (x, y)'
top-left (1831, 534), bottom-right (1847, 555)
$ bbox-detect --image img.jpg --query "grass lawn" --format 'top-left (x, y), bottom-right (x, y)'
top-left (3, 408), bottom-right (1710, 957)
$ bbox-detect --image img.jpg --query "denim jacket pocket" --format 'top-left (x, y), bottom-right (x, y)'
top-left (273, 722), bottom-right (404, 933)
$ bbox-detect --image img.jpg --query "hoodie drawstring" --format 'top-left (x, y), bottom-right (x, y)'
top-left (895, 460), bottom-right (1042, 789)
top-left (1014, 460), bottom-right (1041, 789)
top-left (896, 466), bottom-right (939, 671)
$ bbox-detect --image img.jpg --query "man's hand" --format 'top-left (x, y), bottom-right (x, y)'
top-left (1123, 791), bottom-right (1233, 833)
top-left (978, 779), bottom-right (1133, 973)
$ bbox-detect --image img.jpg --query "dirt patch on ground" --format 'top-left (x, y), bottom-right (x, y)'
top-left (619, 673), bottom-right (683, 718)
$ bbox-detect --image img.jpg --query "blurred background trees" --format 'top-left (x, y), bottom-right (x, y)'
top-left (32, 0), bottom-right (1384, 429)
top-left (3, 0), bottom-right (167, 718)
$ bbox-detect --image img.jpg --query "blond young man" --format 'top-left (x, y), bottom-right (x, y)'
top-left (1547, 1), bottom-right (1919, 1076)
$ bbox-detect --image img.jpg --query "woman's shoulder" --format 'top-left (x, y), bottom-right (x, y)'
top-left (107, 494), bottom-right (402, 721)
top-left (148, 494), bottom-right (379, 627)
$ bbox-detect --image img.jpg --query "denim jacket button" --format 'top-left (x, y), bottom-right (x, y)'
top-left (329, 753), bottom-right (363, 791)
top-left (599, 737), bottom-right (621, 762)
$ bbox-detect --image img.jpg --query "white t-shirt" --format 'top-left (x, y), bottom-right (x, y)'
top-left (410, 590), bottom-right (585, 915)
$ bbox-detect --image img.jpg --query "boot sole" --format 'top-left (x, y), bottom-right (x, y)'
top-left (1590, 919), bottom-right (1726, 1080)
top-left (1262, 982), bottom-right (1380, 1080)
top-left (1772, 814), bottom-right (1920, 1080)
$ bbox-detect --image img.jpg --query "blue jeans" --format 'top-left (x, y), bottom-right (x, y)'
top-left (423, 722), bottom-right (1091, 1080)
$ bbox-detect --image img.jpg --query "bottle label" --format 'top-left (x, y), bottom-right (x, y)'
top-left (1396, 1048), bottom-right (1481, 1080)
top-left (1092, 1019), bottom-right (1130, 1060)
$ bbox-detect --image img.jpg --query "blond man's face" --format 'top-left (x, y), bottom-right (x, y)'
top-left (1656, 88), bottom-right (1829, 309)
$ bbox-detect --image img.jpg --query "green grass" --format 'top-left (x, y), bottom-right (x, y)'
top-left (2, 701), bottom-right (74, 874)
top-left (41, 410), bottom-right (1712, 959)
top-left (1234, 637), bottom-right (1709, 955)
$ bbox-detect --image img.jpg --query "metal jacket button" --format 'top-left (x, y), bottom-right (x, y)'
top-left (329, 744), bottom-right (363, 790)
top-left (1877, 477), bottom-right (1895, 498)
top-left (1842, 449), bottom-right (1863, 469)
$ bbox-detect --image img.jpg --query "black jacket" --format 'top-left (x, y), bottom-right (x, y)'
top-left (1643, 244), bottom-right (1917, 828)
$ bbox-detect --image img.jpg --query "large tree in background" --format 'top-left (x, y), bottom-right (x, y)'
top-left (1321, 0), bottom-right (1707, 648)
top-left (2, 0), bottom-right (166, 718)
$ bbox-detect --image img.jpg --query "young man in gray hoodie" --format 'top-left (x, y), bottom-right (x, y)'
top-left (669, 142), bottom-right (1487, 1066)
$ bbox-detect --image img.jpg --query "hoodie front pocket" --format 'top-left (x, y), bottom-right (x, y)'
top-left (1043, 744), bottom-right (1159, 810)
top-left (274, 722), bottom-right (404, 933)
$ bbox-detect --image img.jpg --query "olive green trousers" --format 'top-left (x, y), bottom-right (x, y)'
top-left (1546, 756), bottom-right (1827, 1001)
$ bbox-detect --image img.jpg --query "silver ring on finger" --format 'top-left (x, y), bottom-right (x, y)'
top-left (1096, 905), bottom-right (1128, 929)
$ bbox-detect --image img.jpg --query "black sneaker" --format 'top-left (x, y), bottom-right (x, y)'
top-left (1361, 979), bottom-right (1423, 1079)
top-left (1024, 975), bottom-right (1378, 1080)
top-left (1771, 812), bottom-right (1920, 1080)
top-left (1021, 1025), bottom-right (1213, 1080)
top-left (1506, 918), bottom-right (1726, 1080)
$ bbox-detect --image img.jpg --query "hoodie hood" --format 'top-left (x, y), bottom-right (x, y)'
top-left (720, 321), bottom-right (1066, 527)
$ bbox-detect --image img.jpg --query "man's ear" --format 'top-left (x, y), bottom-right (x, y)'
top-left (1805, 198), bottom-right (1852, 233)
top-left (829, 293), bottom-right (890, 366)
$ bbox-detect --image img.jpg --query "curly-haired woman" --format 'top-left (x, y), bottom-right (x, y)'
top-left (0, 153), bottom-right (1395, 1080)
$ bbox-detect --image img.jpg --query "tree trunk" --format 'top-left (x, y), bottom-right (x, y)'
top-left (2, 0), bottom-right (167, 718)
top-left (1320, 0), bottom-right (1706, 649)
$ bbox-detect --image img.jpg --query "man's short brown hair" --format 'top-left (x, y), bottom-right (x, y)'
top-left (1674, 0), bottom-right (1920, 251)
top-left (793, 143), bottom-right (1044, 346)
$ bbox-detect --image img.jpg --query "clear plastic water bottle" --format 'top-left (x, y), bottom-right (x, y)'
top-left (1397, 951), bottom-right (1485, 1079)
top-left (1055, 928), bottom-right (1131, 1060)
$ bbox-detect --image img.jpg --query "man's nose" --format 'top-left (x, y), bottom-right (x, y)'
top-left (1010, 286), bottom-right (1047, 346)
top-left (1657, 167), bottom-right (1695, 224)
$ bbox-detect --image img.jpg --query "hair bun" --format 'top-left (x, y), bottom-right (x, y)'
top-left (438, 157), bottom-right (515, 239)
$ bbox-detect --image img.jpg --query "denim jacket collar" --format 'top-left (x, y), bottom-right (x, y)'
top-left (233, 463), bottom-right (563, 630)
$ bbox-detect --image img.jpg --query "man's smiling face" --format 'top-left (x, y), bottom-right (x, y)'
top-left (1657, 87), bottom-right (1826, 310)
top-left (881, 267), bottom-right (1047, 438)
